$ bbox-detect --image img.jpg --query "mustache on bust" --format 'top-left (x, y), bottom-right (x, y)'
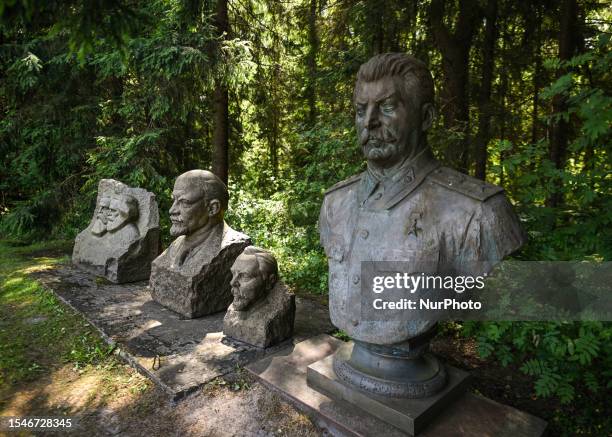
top-left (361, 131), bottom-right (398, 146)
top-left (362, 137), bottom-right (398, 148)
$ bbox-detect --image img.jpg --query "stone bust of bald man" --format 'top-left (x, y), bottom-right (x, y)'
top-left (223, 246), bottom-right (295, 348)
top-left (318, 53), bottom-right (526, 398)
top-left (150, 170), bottom-right (251, 318)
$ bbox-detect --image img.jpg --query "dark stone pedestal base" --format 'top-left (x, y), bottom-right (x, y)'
top-left (246, 335), bottom-right (548, 437)
top-left (308, 346), bottom-right (470, 435)
top-left (332, 341), bottom-right (448, 399)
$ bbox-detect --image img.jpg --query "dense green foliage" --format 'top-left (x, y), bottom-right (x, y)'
top-left (463, 320), bottom-right (611, 434)
top-left (1, 1), bottom-right (611, 433)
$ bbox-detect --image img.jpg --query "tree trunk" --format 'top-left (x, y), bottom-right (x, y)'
top-left (547, 0), bottom-right (579, 207)
top-left (366, 0), bottom-right (385, 55)
top-left (212, 86), bottom-right (229, 184)
top-left (429, 0), bottom-right (481, 172)
top-left (531, 6), bottom-right (542, 145)
top-left (212, 0), bottom-right (229, 185)
top-left (498, 25), bottom-right (508, 187)
top-left (474, 0), bottom-right (497, 180)
top-left (306, 0), bottom-right (318, 126)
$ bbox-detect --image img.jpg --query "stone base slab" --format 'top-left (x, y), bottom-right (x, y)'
top-left (246, 335), bottom-right (549, 436)
top-left (308, 350), bottom-right (471, 435)
top-left (33, 263), bottom-right (334, 400)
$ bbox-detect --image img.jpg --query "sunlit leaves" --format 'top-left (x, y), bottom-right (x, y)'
top-left (576, 90), bottom-right (612, 141)
top-left (218, 38), bottom-right (257, 88)
top-left (6, 52), bottom-right (42, 91)
top-left (541, 72), bottom-right (573, 100)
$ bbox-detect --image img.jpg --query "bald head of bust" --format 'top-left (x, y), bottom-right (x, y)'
top-left (169, 170), bottom-right (229, 237)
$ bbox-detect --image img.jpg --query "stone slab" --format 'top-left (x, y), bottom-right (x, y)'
top-left (32, 263), bottom-right (334, 400)
top-left (307, 353), bottom-right (471, 435)
top-left (246, 335), bottom-right (549, 437)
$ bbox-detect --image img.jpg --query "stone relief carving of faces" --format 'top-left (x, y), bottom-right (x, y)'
top-left (106, 195), bottom-right (138, 232)
top-left (169, 172), bottom-right (222, 238)
top-left (230, 249), bottom-right (277, 311)
top-left (91, 196), bottom-right (111, 236)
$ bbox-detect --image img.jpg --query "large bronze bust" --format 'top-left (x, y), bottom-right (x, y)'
top-left (319, 53), bottom-right (526, 397)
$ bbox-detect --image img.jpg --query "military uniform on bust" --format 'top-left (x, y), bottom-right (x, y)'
top-left (319, 149), bottom-right (526, 397)
top-left (316, 53), bottom-right (527, 399)
top-left (320, 148), bottom-right (525, 345)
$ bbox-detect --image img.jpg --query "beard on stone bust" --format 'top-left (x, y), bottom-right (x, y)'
top-left (106, 215), bottom-right (127, 233)
top-left (91, 218), bottom-right (107, 236)
top-left (170, 220), bottom-right (187, 237)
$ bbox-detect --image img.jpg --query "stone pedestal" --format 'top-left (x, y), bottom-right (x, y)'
top-left (330, 330), bottom-right (447, 399)
top-left (150, 223), bottom-right (250, 318)
top-left (246, 335), bottom-right (548, 437)
top-left (307, 342), bottom-right (470, 435)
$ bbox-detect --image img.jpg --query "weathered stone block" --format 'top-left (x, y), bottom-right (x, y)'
top-left (72, 179), bottom-right (160, 283)
top-left (150, 224), bottom-right (250, 318)
top-left (224, 281), bottom-right (295, 348)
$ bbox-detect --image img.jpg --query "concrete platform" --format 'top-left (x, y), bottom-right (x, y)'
top-left (33, 263), bottom-right (335, 400)
top-left (246, 335), bottom-right (549, 437)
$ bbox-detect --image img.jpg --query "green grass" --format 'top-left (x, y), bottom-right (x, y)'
top-left (0, 240), bottom-right (115, 389)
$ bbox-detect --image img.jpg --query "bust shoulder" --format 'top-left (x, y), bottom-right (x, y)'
top-left (221, 222), bottom-right (251, 248)
top-left (426, 166), bottom-right (504, 202)
top-left (323, 172), bottom-right (364, 197)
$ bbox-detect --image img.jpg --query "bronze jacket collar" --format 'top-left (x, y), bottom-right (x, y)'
top-left (358, 149), bottom-right (440, 210)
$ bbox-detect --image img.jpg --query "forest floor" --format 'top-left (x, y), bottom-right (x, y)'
top-left (0, 240), bottom-right (582, 436)
top-left (0, 240), bottom-right (320, 436)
